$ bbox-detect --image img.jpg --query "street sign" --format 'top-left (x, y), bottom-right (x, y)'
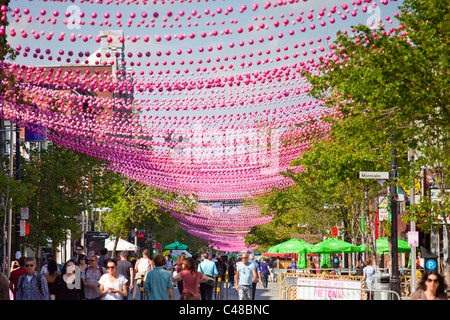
top-left (378, 196), bottom-right (389, 221)
top-left (408, 231), bottom-right (419, 247)
top-left (426, 259), bottom-right (437, 271)
top-left (21, 207), bottom-right (29, 220)
top-left (331, 227), bottom-right (338, 237)
top-left (20, 220), bottom-right (26, 236)
top-left (359, 171), bottom-right (390, 179)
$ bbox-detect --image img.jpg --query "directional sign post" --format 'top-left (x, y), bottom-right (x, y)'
top-left (359, 171), bottom-right (390, 180)
top-left (360, 169), bottom-right (399, 297)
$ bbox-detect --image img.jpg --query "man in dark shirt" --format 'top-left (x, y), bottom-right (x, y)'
top-left (116, 251), bottom-right (134, 300)
top-left (9, 257), bottom-right (26, 299)
top-left (215, 256), bottom-right (227, 300)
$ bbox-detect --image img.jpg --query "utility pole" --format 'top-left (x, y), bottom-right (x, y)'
top-left (409, 149), bottom-right (416, 293)
top-left (389, 144), bottom-right (400, 298)
top-left (14, 126), bottom-right (20, 253)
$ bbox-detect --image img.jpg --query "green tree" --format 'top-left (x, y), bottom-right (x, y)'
top-left (247, 120), bottom-right (386, 263)
top-left (98, 176), bottom-right (200, 257)
top-left (303, 0), bottom-right (448, 269)
top-left (20, 143), bottom-right (106, 256)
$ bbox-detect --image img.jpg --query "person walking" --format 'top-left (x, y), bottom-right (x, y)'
top-left (9, 257), bottom-right (26, 299)
top-left (15, 257), bottom-right (50, 300)
top-left (133, 249), bottom-right (154, 299)
top-left (0, 271), bottom-right (10, 300)
top-left (175, 253), bottom-right (187, 295)
top-left (260, 257), bottom-right (270, 289)
top-left (70, 245), bottom-right (84, 265)
top-left (215, 255), bottom-right (227, 300)
top-left (249, 254), bottom-right (262, 300)
top-left (53, 259), bottom-right (85, 300)
top-left (235, 253), bottom-right (257, 300)
top-left (165, 255), bottom-right (174, 272)
top-left (144, 254), bottom-right (174, 300)
top-left (289, 258), bottom-right (298, 270)
top-left (81, 253), bottom-right (106, 300)
top-left (117, 251), bottom-right (134, 300)
top-left (40, 254), bottom-right (59, 276)
top-left (44, 259), bottom-right (59, 300)
top-left (98, 259), bottom-right (128, 300)
top-left (77, 254), bottom-right (88, 274)
top-left (97, 248), bottom-right (109, 268)
top-left (411, 269), bottom-right (448, 300)
top-left (363, 258), bottom-right (375, 300)
top-left (198, 253), bottom-right (218, 300)
top-left (172, 257), bottom-right (212, 300)
top-left (227, 257), bottom-right (235, 287)
top-left (268, 258), bottom-right (276, 283)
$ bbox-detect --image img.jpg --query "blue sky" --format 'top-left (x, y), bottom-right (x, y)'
top-left (7, 1), bottom-right (404, 101)
top-left (5, 0), bottom-right (406, 167)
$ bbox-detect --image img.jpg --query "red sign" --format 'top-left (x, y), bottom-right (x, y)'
top-left (332, 227), bottom-right (338, 237)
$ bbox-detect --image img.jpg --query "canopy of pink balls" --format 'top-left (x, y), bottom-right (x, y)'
top-left (0, 0), bottom-right (401, 251)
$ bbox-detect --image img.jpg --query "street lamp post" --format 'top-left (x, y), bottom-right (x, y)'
top-left (14, 126), bottom-right (21, 254)
top-left (389, 146), bottom-right (400, 298)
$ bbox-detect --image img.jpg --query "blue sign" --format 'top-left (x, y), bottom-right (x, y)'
top-left (25, 125), bottom-right (46, 142)
top-left (426, 259), bottom-right (437, 271)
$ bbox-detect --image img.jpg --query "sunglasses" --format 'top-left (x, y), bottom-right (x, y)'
top-left (107, 266), bottom-right (115, 269)
top-left (25, 264), bottom-right (35, 267)
top-left (426, 278), bottom-right (439, 283)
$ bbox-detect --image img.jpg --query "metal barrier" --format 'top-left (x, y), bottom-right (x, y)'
top-left (283, 283), bottom-right (402, 300)
top-left (274, 269), bottom-right (420, 300)
top-left (279, 272), bottom-right (361, 300)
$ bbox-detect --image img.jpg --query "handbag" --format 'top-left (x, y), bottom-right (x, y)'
top-left (200, 265), bottom-right (215, 287)
top-left (136, 261), bottom-right (151, 286)
top-left (180, 291), bottom-right (195, 300)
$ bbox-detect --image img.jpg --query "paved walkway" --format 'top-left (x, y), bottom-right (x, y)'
top-left (205, 281), bottom-right (280, 301)
top-left (133, 280), bottom-right (281, 301)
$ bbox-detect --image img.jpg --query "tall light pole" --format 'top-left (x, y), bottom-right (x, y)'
top-left (14, 125), bottom-right (20, 253)
top-left (389, 145), bottom-right (400, 298)
top-left (409, 149), bottom-right (416, 293)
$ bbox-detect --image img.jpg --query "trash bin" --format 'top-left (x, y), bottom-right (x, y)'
top-left (371, 273), bottom-right (391, 300)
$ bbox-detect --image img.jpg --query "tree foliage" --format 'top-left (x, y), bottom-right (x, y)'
top-left (21, 143), bottom-right (105, 250)
top-left (247, 0), bottom-right (449, 255)
top-left (305, 0), bottom-right (449, 234)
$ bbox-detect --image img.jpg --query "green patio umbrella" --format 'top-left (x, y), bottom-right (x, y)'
top-left (271, 239), bottom-right (314, 269)
top-left (359, 238), bottom-right (411, 254)
top-left (273, 239), bottom-right (314, 254)
top-left (164, 241), bottom-right (190, 250)
top-left (267, 243), bottom-right (283, 253)
top-left (308, 238), bottom-right (359, 254)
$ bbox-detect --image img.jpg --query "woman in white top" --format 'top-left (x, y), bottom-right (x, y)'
top-left (363, 258), bottom-right (375, 300)
top-left (98, 259), bottom-right (128, 300)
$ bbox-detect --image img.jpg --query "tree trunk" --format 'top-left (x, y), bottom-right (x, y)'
top-left (112, 237), bottom-right (119, 260)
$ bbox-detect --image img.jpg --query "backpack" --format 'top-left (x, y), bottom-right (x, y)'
top-left (135, 259), bottom-right (151, 286)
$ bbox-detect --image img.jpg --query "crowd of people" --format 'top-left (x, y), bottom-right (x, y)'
top-left (2, 247), bottom-right (445, 300)
top-left (0, 247), bottom-right (277, 301)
